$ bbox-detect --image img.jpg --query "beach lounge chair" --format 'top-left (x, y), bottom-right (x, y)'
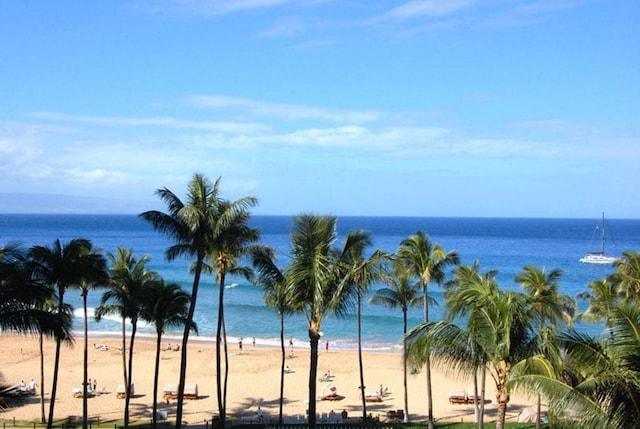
top-left (184, 383), bottom-right (199, 399)
top-left (448, 387), bottom-right (467, 404)
top-left (467, 387), bottom-right (479, 403)
top-left (72, 387), bottom-right (95, 398)
top-left (163, 383), bottom-right (178, 400)
top-left (116, 383), bottom-right (134, 399)
top-left (320, 384), bottom-right (342, 401)
top-left (364, 392), bottom-right (382, 402)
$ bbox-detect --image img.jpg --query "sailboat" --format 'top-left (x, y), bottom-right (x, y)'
top-left (579, 212), bottom-right (619, 265)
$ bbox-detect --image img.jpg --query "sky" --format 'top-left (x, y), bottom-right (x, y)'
top-left (0, 0), bottom-right (638, 218)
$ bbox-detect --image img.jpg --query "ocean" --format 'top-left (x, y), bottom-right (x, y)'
top-left (2, 214), bottom-right (640, 351)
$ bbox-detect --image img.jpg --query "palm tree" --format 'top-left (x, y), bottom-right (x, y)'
top-left (444, 261), bottom-right (498, 428)
top-left (287, 214), bottom-right (356, 428)
top-left (510, 302), bottom-right (640, 428)
top-left (140, 174), bottom-right (220, 429)
top-left (397, 231), bottom-right (459, 429)
top-left (142, 280), bottom-right (195, 429)
top-left (97, 248), bottom-right (157, 428)
top-left (516, 265), bottom-right (576, 429)
top-left (337, 230), bottom-right (386, 420)
top-left (408, 279), bottom-right (536, 429)
top-left (0, 242), bottom-right (72, 420)
top-left (141, 174), bottom-right (259, 429)
top-left (30, 238), bottom-right (94, 429)
top-left (370, 257), bottom-right (422, 422)
top-left (250, 246), bottom-right (293, 425)
top-left (204, 198), bottom-right (260, 428)
top-left (578, 278), bottom-right (620, 337)
top-left (74, 243), bottom-right (108, 429)
top-left (610, 251), bottom-right (640, 302)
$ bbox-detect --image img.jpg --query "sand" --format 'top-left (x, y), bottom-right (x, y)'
top-left (0, 333), bottom-right (533, 425)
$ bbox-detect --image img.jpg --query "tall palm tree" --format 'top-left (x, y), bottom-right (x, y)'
top-left (287, 214), bottom-right (355, 428)
top-left (97, 248), bottom-right (157, 428)
top-left (1, 242), bottom-right (72, 420)
top-left (141, 280), bottom-right (195, 429)
top-left (141, 174), bottom-right (259, 429)
top-left (516, 265), bottom-right (576, 429)
top-left (204, 198), bottom-right (260, 429)
top-left (338, 230), bottom-right (386, 420)
top-left (250, 246), bottom-right (293, 425)
top-left (408, 279), bottom-right (535, 429)
top-left (140, 174), bottom-right (220, 429)
top-left (74, 243), bottom-right (108, 429)
top-left (444, 261), bottom-right (499, 429)
top-left (370, 258), bottom-right (422, 422)
top-left (397, 231), bottom-right (459, 429)
top-left (30, 238), bottom-right (93, 429)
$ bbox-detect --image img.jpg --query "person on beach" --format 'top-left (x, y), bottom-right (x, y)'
top-left (252, 337), bottom-right (255, 347)
top-left (29, 379), bottom-right (37, 395)
top-left (257, 406), bottom-right (264, 422)
top-left (239, 338), bottom-right (243, 353)
top-left (326, 340), bottom-right (329, 351)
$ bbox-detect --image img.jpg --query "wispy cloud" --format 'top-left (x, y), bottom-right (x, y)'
top-left (152, 0), bottom-right (299, 16)
top-left (185, 94), bottom-right (382, 123)
top-left (29, 112), bottom-right (269, 134)
top-left (385, 0), bottom-right (477, 20)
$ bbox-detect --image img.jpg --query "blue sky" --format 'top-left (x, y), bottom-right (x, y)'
top-left (1, 0), bottom-right (638, 218)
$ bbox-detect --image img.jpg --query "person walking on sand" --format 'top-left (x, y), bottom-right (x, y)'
top-left (325, 340), bottom-right (329, 351)
top-left (239, 338), bottom-right (243, 353)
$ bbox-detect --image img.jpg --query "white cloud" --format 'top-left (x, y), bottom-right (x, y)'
top-left (153, 0), bottom-right (299, 16)
top-left (185, 94), bottom-right (381, 123)
top-left (385, 0), bottom-right (477, 20)
top-left (29, 112), bottom-right (269, 134)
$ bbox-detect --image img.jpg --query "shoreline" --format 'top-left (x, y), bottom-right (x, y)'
top-left (0, 332), bottom-right (535, 425)
top-left (60, 330), bottom-right (406, 353)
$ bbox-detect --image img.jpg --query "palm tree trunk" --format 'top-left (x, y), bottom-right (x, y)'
top-left (308, 325), bottom-right (321, 429)
top-left (152, 330), bottom-right (163, 429)
top-left (496, 387), bottom-right (508, 429)
top-left (125, 320), bottom-right (137, 428)
top-left (423, 284), bottom-right (435, 429)
top-left (216, 267), bottom-right (228, 429)
top-left (402, 309), bottom-right (409, 423)
top-left (479, 366), bottom-right (486, 429)
top-left (222, 317), bottom-right (229, 424)
top-left (82, 291), bottom-right (89, 429)
top-left (46, 289), bottom-right (64, 429)
top-left (121, 316), bottom-right (128, 397)
top-left (278, 314), bottom-right (285, 426)
top-left (357, 293), bottom-right (367, 420)
top-left (39, 332), bottom-right (46, 424)
top-left (536, 393), bottom-right (542, 429)
top-left (175, 259), bottom-right (203, 429)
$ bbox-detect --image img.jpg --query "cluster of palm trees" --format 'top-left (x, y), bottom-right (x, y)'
top-left (2, 172), bottom-right (640, 429)
top-left (0, 239), bottom-right (193, 429)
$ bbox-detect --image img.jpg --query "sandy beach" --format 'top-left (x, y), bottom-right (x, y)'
top-left (0, 333), bottom-right (534, 425)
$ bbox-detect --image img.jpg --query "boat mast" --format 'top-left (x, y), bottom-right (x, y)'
top-left (600, 212), bottom-right (606, 255)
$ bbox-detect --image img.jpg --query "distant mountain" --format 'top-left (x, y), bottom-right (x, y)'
top-left (0, 192), bottom-right (158, 214)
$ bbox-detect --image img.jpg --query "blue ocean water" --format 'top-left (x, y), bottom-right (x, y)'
top-left (2, 214), bottom-right (640, 350)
